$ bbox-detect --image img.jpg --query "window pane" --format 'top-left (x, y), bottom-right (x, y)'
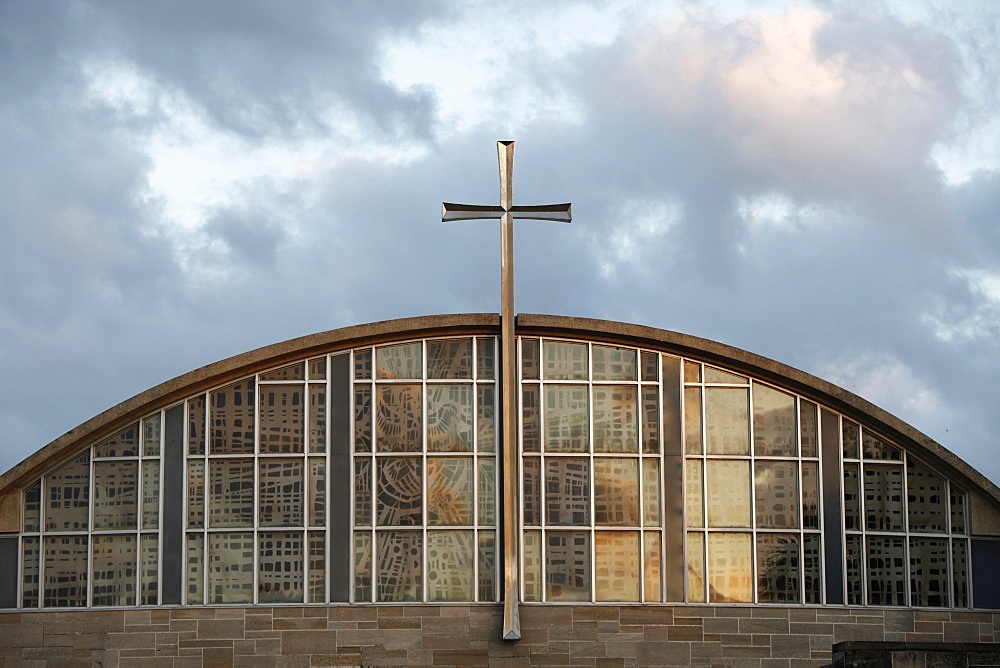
top-left (643, 532), bottom-right (662, 602)
top-left (686, 532), bottom-right (706, 603)
top-left (642, 458), bottom-right (661, 526)
top-left (477, 337), bottom-right (495, 381)
top-left (426, 530), bottom-right (474, 601)
top-left (754, 461), bottom-right (799, 529)
top-left (187, 460), bottom-right (205, 529)
top-left (845, 534), bottom-right (863, 605)
top-left (187, 534), bottom-right (203, 605)
top-left (44, 535), bottom-right (88, 607)
top-left (94, 423), bottom-right (139, 458)
top-left (595, 531), bottom-right (640, 601)
top-left (705, 388), bottom-right (749, 455)
top-left (708, 532), bottom-right (752, 603)
top-left (522, 384), bottom-right (540, 453)
top-left (377, 458), bottom-right (422, 526)
top-left (427, 338), bottom-right (472, 379)
top-left (523, 530), bottom-right (541, 602)
top-left (952, 539), bottom-right (968, 607)
top-left (376, 531), bottom-right (422, 602)
top-left (478, 458), bottom-right (495, 526)
top-left (523, 457), bottom-right (541, 526)
top-left (844, 462), bottom-right (861, 531)
top-left (259, 385), bottom-right (303, 454)
top-left (354, 385), bottom-right (372, 453)
top-left (141, 533), bottom-right (158, 606)
top-left (592, 345), bottom-right (636, 381)
top-left (756, 533), bottom-right (800, 603)
top-left (594, 458), bottom-right (639, 526)
top-left (684, 387), bottom-right (702, 455)
top-left (685, 460), bottom-right (703, 528)
top-left (354, 459), bottom-right (372, 526)
top-left (258, 459), bottom-right (303, 527)
top-left (543, 341), bottom-right (588, 380)
top-left (865, 464), bottom-right (904, 532)
top-left (801, 462), bottom-right (819, 530)
top-left (752, 384), bottom-right (796, 456)
top-left (909, 537), bottom-right (948, 607)
top-left (863, 431), bottom-right (902, 460)
top-left (354, 531), bottom-right (372, 603)
top-left (376, 342), bottom-right (422, 380)
top-left (427, 385), bottom-right (473, 452)
top-left (22, 537), bottom-right (39, 608)
top-left (800, 400), bottom-right (818, 458)
top-left (142, 413), bottom-right (161, 457)
top-left (593, 386), bottom-right (638, 453)
top-left (706, 460), bottom-right (751, 528)
top-left (842, 419), bottom-right (859, 459)
top-left (521, 338), bottom-right (539, 380)
top-left (308, 532), bottom-right (326, 603)
top-left (93, 460), bottom-right (138, 531)
top-left (477, 385), bottom-right (496, 453)
top-left (354, 348), bottom-right (372, 380)
top-left (866, 536), bottom-right (906, 606)
top-left (375, 385), bottom-right (422, 452)
top-left (210, 379), bottom-right (255, 454)
top-left (188, 397), bottom-right (206, 455)
top-left (427, 457), bottom-right (473, 526)
top-left (209, 459), bottom-right (255, 528)
top-left (641, 386), bottom-right (660, 454)
top-left (258, 532), bottom-right (304, 604)
top-left (907, 461), bottom-right (946, 533)
top-left (803, 533), bottom-right (822, 604)
top-left (46, 452), bottom-right (90, 532)
top-left (704, 367), bottom-right (746, 384)
top-left (260, 363), bottom-right (304, 381)
top-left (951, 487), bottom-right (967, 534)
top-left (546, 532), bottom-right (591, 601)
top-left (142, 460), bottom-right (160, 530)
top-left (23, 482), bottom-right (41, 533)
top-left (478, 531), bottom-right (497, 601)
top-left (684, 361), bottom-right (701, 383)
top-left (308, 357), bottom-right (327, 381)
top-left (641, 351), bottom-right (659, 382)
top-left (208, 532), bottom-right (254, 604)
top-left (309, 458), bottom-right (326, 527)
top-left (308, 384), bottom-right (326, 453)
top-left (92, 534), bottom-right (136, 607)
top-left (544, 386), bottom-right (589, 453)
top-left (545, 458), bottom-right (590, 526)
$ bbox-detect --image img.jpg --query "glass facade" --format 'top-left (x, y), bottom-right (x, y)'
top-left (7, 329), bottom-right (986, 610)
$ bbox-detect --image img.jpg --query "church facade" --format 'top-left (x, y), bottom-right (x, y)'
top-left (0, 313), bottom-right (998, 666)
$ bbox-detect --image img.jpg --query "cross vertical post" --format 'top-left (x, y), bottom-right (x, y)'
top-left (443, 141), bottom-right (571, 641)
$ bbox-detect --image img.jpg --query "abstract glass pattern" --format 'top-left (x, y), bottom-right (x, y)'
top-left (376, 531), bottom-right (422, 602)
top-left (543, 341), bottom-right (587, 380)
top-left (705, 387), bottom-right (749, 455)
top-left (258, 459), bottom-right (303, 527)
top-left (866, 536), bottom-right (905, 606)
top-left (426, 530), bottom-right (474, 601)
top-left (544, 386), bottom-right (589, 452)
top-left (259, 385), bottom-right (303, 453)
top-left (208, 532), bottom-right (254, 604)
top-left (706, 460), bottom-right (750, 528)
top-left (427, 457), bottom-right (473, 526)
top-left (593, 386), bottom-right (638, 453)
top-left (376, 342), bottom-right (421, 380)
top-left (594, 531), bottom-right (640, 601)
top-left (92, 534), bottom-right (136, 606)
top-left (546, 532), bottom-right (590, 601)
top-left (909, 537), bottom-right (948, 607)
top-left (427, 384), bottom-right (473, 452)
top-left (377, 458), bottom-right (422, 526)
top-left (94, 423), bottom-right (138, 458)
top-left (427, 338), bottom-right (472, 379)
top-left (907, 461), bottom-right (946, 533)
top-left (593, 458), bottom-right (638, 526)
top-left (756, 534), bottom-right (800, 603)
top-left (754, 461), bottom-right (799, 529)
top-left (258, 532), bottom-right (303, 603)
top-left (209, 459), bottom-right (254, 528)
top-left (708, 532), bottom-right (752, 603)
top-left (376, 385), bottom-right (422, 452)
top-left (752, 384), bottom-right (796, 456)
top-left (210, 379), bottom-right (255, 454)
top-left (592, 345), bottom-right (636, 381)
top-left (865, 464), bottom-right (904, 532)
top-left (92, 460), bottom-right (138, 531)
top-left (545, 458), bottom-right (590, 525)
top-left (44, 535), bottom-right (88, 607)
top-left (46, 452), bottom-right (90, 532)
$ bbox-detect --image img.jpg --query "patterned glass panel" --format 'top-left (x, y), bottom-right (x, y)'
top-left (477, 385), bottom-right (496, 453)
top-left (708, 532), bottom-right (752, 603)
top-left (843, 463), bottom-right (861, 531)
top-left (92, 461), bottom-right (138, 531)
top-left (478, 531), bottom-right (497, 601)
top-left (141, 533), bottom-right (158, 605)
top-left (756, 533), bottom-right (800, 603)
top-left (907, 460), bottom-right (946, 533)
top-left (308, 384), bottom-right (326, 453)
top-left (22, 537), bottom-right (39, 608)
top-left (92, 534), bottom-right (136, 606)
top-left (94, 423), bottom-right (139, 458)
top-left (354, 459), bottom-right (372, 526)
top-left (684, 361), bottom-right (701, 383)
top-left (187, 460), bottom-right (205, 529)
top-left (865, 464), bottom-right (904, 532)
top-left (544, 385), bottom-right (589, 453)
top-left (427, 457), bottom-right (473, 526)
top-left (259, 459), bottom-right (303, 527)
top-left (522, 457), bottom-right (541, 526)
top-left (376, 342), bottom-right (422, 380)
top-left (376, 531), bottom-right (422, 602)
top-left (208, 532), bottom-right (254, 604)
top-left (842, 419), bottom-right (859, 459)
top-left (521, 385), bottom-right (540, 453)
top-left (866, 536), bottom-right (906, 606)
top-left (258, 532), bottom-right (303, 603)
top-left (863, 431), bottom-right (902, 460)
top-left (643, 532), bottom-right (662, 602)
top-left (800, 400), bottom-right (818, 458)
top-left (141, 461), bottom-right (160, 530)
top-left (188, 397), bottom-right (205, 455)
top-left (209, 459), bottom-right (255, 528)
top-left (23, 482), bottom-right (41, 533)
top-left (44, 535), bottom-right (88, 607)
top-left (259, 385), bottom-right (303, 454)
top-left (803, 533), bottom-right (822, 604)
top-left (592, 345), bottom-right (636, 381)
top-left (684, 387), bottom-right (702, 454)
top-left (478, 458), bottom-right (495, 526)
top-left (706, 460), bottom-right (751, 528)
top-left (426, 530), bottom-right (474, 601)
top-left (375, 385), bottom-right (422, 452)
top-left (641, 351), bottom-right (658, 382)
top-left (308, 532), bottom-right (326, 603)
top-left (354, 385), bottom-right (372, 453)
top-left (546, 531), bottom-right (590, 601)
top-left (354, 531), bottom-right (372, 602)
top-left (260, 363), bottom-right (304, 381)
top-left (308, 357), bottom-right (327, 380)
top-left (951, 488), bottom-right (967, 534)
top-left (642, 459), bottom-right (661, 526)
top-left (377, 458), bottom-right (422, 526)
top-left (704, 367), bottom-right (746, 384)
top-left (909, 537), bottom-right (948, 607)
top-left (309, 458), bottom-right (326, 527)
top-left (593, 458), bottom-right (639, 526)
top-left (142, 413), bottom-right (161, 457)
top-left (545, 458), bottom-right (590, 525)
top-left (593, 386), bottom-right (638, 453)
top-left (427, 338), bottom-right (472, 379)
top-left (801, 461), bottom-right (820, 530)
top-left (523, 530), bottom-right (541, 602)
top-left (543, 341), bottom-right (588, 380)
top-left (687, 532), bottom-right (706, 603)
top-left (427, 384), bottom-right (473, 452)
top-left (754, 461), bottom-right (799, 529)
top-left (752, 384), bottom-right (796, 456)
top-left (477, 337), bottom-right (495, 380)
top-left (845, 533), bottom-right (864, 605)
top-left (354, 348), bottom-right (372, 380)
top-left (210, 379), bottom-right (255, 455)
top-left (187, 533), bottom-right (203, 605)
top-left (952, 539), bottom-right (968, 607)
top-left (641, 386), bottom-right (659, 454)
top-left (705, 387), bottom-right (749, 455)
top-left (685, 460), bottom-right (703, 528)
top-left (521, 338), bottom-right (539, 380)
top-left (595, 531), bottom-right (640, 601)
top-left (46, 452), bottom-right (90, 532)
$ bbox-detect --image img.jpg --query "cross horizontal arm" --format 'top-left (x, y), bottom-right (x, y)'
top-left (442, 202), bottom-right (572, 223)
top-left (509, 203), bottom-right (572, 222)
top-left (442, 203), bottom-right (504, 222)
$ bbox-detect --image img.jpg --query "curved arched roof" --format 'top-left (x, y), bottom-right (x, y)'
top-left (2, 312), bottom-right (998, 524)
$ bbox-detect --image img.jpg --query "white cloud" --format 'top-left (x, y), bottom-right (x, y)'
top-left (593, 196), bottom-right (681, 279)
top-left (923, 268), bottom-right (1000, 343)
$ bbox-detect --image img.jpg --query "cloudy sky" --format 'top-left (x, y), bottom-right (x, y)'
top-left (2, 0), bottom-right (999, 484)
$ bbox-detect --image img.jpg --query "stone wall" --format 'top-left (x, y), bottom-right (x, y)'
top-left (0, 605), bottom-right (997, 667)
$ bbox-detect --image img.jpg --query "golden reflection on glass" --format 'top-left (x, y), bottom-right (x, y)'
top-left (594, 458), bottom-right (638, 526)
top-left (308, 532), bottom-right (326, 603)
top-left (186, 533), bottom-right (203, 605)
top-left (427, 384), bottom-right (473, 452)
top-left (259, 385), bottom-right (303, 454)
top-left (477, 337), bottom-right (495, 380)
top-left (546, 532), bottom-right (591, 601)
top-left (210, 379), bottom-right (255, 455)
top-left (592, 345), bottom-right (637, 381)
top-left (375, 342), bottom-right (422, 380)
top-left (907, 460), bottom-right (946, 533)
top-left (642, 459), bottom-right (661, 526)
top-left (46, 452), bottom-right (90, 532)
top-left (704, 367), bottom-right (747, 384)
top-left (684, 361), bottom-right (701, 383)
top-left (376, 384), bottom-right (422, 452)
top-left (142, 413), bottom-right (161, 457)
top-left (800, 400), bottom-right (818, 458)
top-left (427, 457), bottom-right (473, 526)
top-left (94, 423), bottom-right (139, 458)
top-left (865, 464), bottom-right (904, 532)
top-left (523, 530), bottom-right (541, 602)
top-left (643, 532), bottom-right (662, 602)
top-left (708, 532), bottom-right (752, 603)
top-left (426, 530), bottom-right (474, 601)
top-left (93, 460), bottom-right (139, 531)
top-left (545, 458), bottom-right (590, 525)
top-left (376, 531), bottom-right (422, 602)
top-left (308, 385), bottom-right (326, 453)
top-left (354, 531), bottom-right (372, 602)
top-left (376, 458), bottom-right (422, 526)
top-left (684, 387), bottom-right (702, 455)
top-left (686, 532), bottom-right (706, 603)
top-left (543, 341), bottom-right (588, 380)
top-left (260, 363), bottom-right (304, 381)
top-left (754, 461), bottom-right (799, 529)
top-left (477, 385), bottom-right (496, 453)
top-left (705, 387), bottom-right (749, 455)
top-left (595, 531), bottom-right (640, 601)
top-left (142, 460), bottom-right (159, 530)
top-left (752, 384), bottom-right (796, 456)
top-left (478, 459), bottom-right (495, 526)
top-left (478, 531), bottom-right (496, 601)
top-left (706, 460), bottom-right (751, 528)
top-left (208, 532), bottom-right (254, 604)
top-left (593, 386), bottom-right (638, 453)
top-left (92, 534), bottom-right (137, 606)
top-left (685, 460), bottom-right (703, 528)
top-left (756, 533), bottom-right (800, 603)
top-left (427, 338), bottom-right (472, 379)
top-left (544, 386), bottom-right (589, 452)
top-left (258, 532), bottom-right (304, 604)
top-left (909, 537), bottom-right (948, 607)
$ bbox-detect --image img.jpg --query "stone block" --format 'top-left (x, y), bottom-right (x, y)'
top-left (739, 616), bottom-right (789, 634)
top-left (638, 641), bottom-right (691, 666)
top-left (770, 633), bottom-right (812, 659)
top-left (943, 622), bottom-right (980, 642)
top-left (280, 630), bottom-right (340, 655)
top-left (833, 622), bottom-right (886, 643)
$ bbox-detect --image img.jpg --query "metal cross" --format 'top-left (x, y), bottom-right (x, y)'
top-left (443, 140), bottom-right (571, 641)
